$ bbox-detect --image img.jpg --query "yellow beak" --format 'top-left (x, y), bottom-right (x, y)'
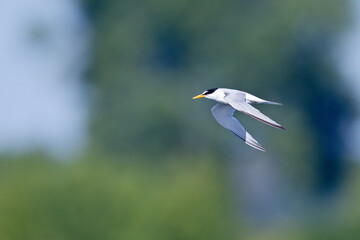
top-left (192, 94), bottom-right (205, 99)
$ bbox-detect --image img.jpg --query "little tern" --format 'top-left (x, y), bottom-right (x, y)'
top-left (193, 88), bottom-right (284, 151)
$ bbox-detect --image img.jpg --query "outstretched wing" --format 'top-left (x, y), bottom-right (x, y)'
top-left (211, 103), bottom-right (265, 151)
top-left (224, 93), bottom-right (285, 130)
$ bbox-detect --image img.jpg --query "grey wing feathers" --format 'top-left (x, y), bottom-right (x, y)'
top-left (225, 94), bottom-right (285, 130)
top-left (211, 103), bottom-right (265, 151)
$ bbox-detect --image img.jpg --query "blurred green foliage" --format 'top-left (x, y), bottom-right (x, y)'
top-left (82, 0), bottom-right (353, 194)
top-left (82, 0), bottom-right (348, 151)
top-left (0, 155), bottom-right (233, 240)
top-left (1, 156), bottom-right (360, 239)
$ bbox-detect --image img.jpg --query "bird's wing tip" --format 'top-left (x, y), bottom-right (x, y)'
top-left (258, 146), bottom-right (266, 152)
top-left (246, 140), bottom-right (266, 152)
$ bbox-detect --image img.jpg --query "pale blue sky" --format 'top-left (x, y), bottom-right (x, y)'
top-left (0, 0), bottom-right (89, 157)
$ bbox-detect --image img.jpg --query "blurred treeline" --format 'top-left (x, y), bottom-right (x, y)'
top-left (0, 155), bottom-right (232, 240)
top-left (2, 155), bottom-right (360, 239)
top-left (83, 0), bottom-right (353, 192)
top-left (0, 0), bottom-right (359, 239)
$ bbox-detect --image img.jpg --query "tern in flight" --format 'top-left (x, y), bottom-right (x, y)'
top-left (193, 88), bottom-right (284, 151)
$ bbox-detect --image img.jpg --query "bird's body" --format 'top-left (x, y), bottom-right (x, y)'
top-left (193, 88), bottom-right (284, 151)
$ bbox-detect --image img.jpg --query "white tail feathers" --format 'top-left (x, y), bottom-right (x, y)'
top-left (264, 101), bottom-right (282, 105)
top-left (245, 93), bottom-right (282, 105)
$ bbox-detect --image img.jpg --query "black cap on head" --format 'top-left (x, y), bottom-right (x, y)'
top-left (204, 88), bottom-right (218, 95)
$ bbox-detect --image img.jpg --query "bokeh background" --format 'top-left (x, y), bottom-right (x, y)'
top-left (1, 0), bottom-right (360, 239)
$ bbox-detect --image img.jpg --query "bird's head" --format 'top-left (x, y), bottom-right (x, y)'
top-left (192, 88), bottom-right (219, 100)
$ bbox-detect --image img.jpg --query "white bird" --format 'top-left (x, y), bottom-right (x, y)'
top-left (193, 88), bottom-right (284, 151)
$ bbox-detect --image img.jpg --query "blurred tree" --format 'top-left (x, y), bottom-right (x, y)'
top-left (286, 37), bottom-right (353, 195)
top-left (81, 0), bottom-right (353, 195)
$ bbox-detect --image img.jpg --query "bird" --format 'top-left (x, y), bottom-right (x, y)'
top-left (192, 88), bottom-right (284, 151)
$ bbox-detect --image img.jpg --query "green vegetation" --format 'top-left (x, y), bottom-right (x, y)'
top-left (1, 155), bottom-right (360, 239)
top-left (0, 155), bottom-right (233, 240)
